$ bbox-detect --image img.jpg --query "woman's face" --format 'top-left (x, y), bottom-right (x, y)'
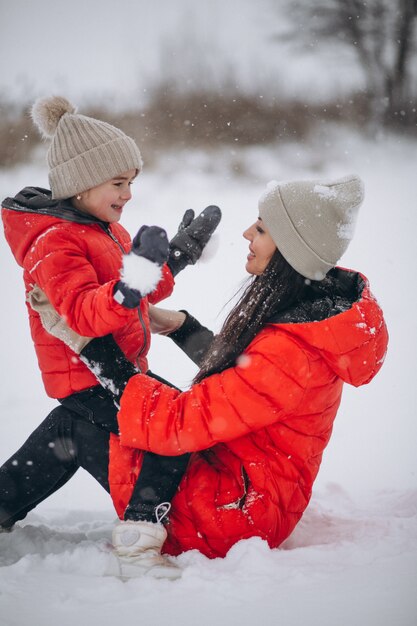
top-left (243, 218), bottom-right (277, 275)
top-left (72, 169), bottom-right (137, 223)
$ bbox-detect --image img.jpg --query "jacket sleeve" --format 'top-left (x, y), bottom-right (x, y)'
top-left (24, 225), bottom-right (137, 337)
top-left (117, 330), bottom-right (310, 455)
top-left (147, 264), bottom-right (175, 304)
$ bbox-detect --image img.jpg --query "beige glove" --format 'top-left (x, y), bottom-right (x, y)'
top-left (148, 304), bottom-right (186, 335)
top-left (27, 286), bottom-right (92, 354)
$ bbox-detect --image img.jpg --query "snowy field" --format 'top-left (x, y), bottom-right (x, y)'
top-left (0, 128), bottom-right (416, 625)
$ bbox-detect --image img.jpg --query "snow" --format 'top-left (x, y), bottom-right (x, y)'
top-left (314, 184), bottom-right (338, 199)
top-left (259, 180), bottom-right (280, 204)
top-left (120, 253), bottom-right (163, 297)
top-left (1, 127), bottom-right (417, 625)
top-left (79, 358), bottom-right (122, 401)
top-left (337, 210), bottom-right (357, 241)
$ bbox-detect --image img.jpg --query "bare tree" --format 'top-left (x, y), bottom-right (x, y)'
top-left (278, 0), bottom-right (417, 126)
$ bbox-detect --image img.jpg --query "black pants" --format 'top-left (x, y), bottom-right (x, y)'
top-left (0, 404), bottom-right (110, 529)
top-left (0, 384), bottom-right (190, 528)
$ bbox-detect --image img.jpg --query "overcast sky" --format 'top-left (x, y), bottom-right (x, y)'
top-left (0, 0), bottom-right (277, 106)
top-left (0, 0), bottom-right (364, 109)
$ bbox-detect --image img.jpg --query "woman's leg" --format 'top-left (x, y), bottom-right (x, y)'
top-left (0, 405), bottom-right (110, 529)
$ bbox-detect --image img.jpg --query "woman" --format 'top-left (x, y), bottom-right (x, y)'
top-left (2, 174), bottom-right (388, 580)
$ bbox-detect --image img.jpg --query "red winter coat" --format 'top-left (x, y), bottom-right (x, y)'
top-left (109, 269), bottom-right (388, 558)
top-left (1, 188), bottom-right (174, 398)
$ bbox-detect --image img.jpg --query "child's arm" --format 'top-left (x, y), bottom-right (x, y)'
top-left (113, 225), bottom-right (169, 309)
top-left (29, 287), bottom-right (213, 393)
top-left (25, 225), bottom-right (169, 337)
top-left (28, 285), bottom-right (136, 403)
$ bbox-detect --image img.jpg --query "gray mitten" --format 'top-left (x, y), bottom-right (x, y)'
top-left (114, 225), bottom-right (169, 308)
top-left (167, 205), bottom-right (222, 276)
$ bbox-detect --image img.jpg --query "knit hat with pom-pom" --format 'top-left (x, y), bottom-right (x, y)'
top-left (31, 96), bottom-right (143, 199)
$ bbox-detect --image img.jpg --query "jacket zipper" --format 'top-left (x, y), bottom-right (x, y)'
top-left (101, 223), bottom-right (125, 253)
top-left (218, 466), bottom-right (249, 511)
top-left (101, 224), bottom-right (148, 373)
top-left (135, 307), bottom-right (147, 373)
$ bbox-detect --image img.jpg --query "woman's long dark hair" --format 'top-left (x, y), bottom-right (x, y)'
top-left (194, 248), bottom-right (307, 383)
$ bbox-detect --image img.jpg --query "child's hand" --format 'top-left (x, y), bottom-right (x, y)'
top-left (114, 226), bottom-right (169, 309)
top-left (27, 286), bottom-right (92, 354)
top-left (167, 205), bottom-right (222, 276)
top-left (132, 225), bottom-right (169, 266)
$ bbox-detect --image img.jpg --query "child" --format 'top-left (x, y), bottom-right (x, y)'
top-left (0, 96), bottom-right (221, 578)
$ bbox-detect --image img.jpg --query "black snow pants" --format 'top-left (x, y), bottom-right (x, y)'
top-left (0, 380), bottom-right (190, 529)
top-left (0, 313), bottom-right (213, 530)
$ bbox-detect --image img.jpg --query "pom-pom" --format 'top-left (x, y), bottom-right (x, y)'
top-left (31, 96), bottom-right (76, 138)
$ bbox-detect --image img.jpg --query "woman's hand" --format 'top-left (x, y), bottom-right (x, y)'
top-left (148, 304), bottom-right (186, 335)
top-left (167, 205), bottom-right (221, 276)
top-left (27, 286), bottom-right (92, 354)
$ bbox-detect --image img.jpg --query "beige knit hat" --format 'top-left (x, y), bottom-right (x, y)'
top-left (31, 96), bottom-right (143, 199)
top-left (259, 174), bottom-right (364, 280)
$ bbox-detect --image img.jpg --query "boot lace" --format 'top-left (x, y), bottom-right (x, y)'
top-left (155, 502), bottom-right (171, 524)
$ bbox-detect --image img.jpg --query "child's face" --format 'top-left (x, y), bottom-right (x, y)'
top-left (73, 169), bottom-right (137, 223)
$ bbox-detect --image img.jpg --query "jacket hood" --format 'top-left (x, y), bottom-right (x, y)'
top-left (271, 268), bottom-right (388, 388)
top-left (2, 186), bottom-right (103, 224)
top-left (2, 186), bottom-right (107, 266)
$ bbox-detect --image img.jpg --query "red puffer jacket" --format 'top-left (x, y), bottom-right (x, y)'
top-left (1, 188), bottom-right (174, 398)
top-left (109, 269), bottom-right (388, 558)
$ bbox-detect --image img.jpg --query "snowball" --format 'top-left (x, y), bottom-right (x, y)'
top-left (121, 254), bottom-right (162, 296)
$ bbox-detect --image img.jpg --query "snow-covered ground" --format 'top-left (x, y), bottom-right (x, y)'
top-left (1, 128), bottom-right (416, 625)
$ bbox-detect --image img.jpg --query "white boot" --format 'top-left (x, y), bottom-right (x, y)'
top-left (110, 504), bottom-right (181, 580)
